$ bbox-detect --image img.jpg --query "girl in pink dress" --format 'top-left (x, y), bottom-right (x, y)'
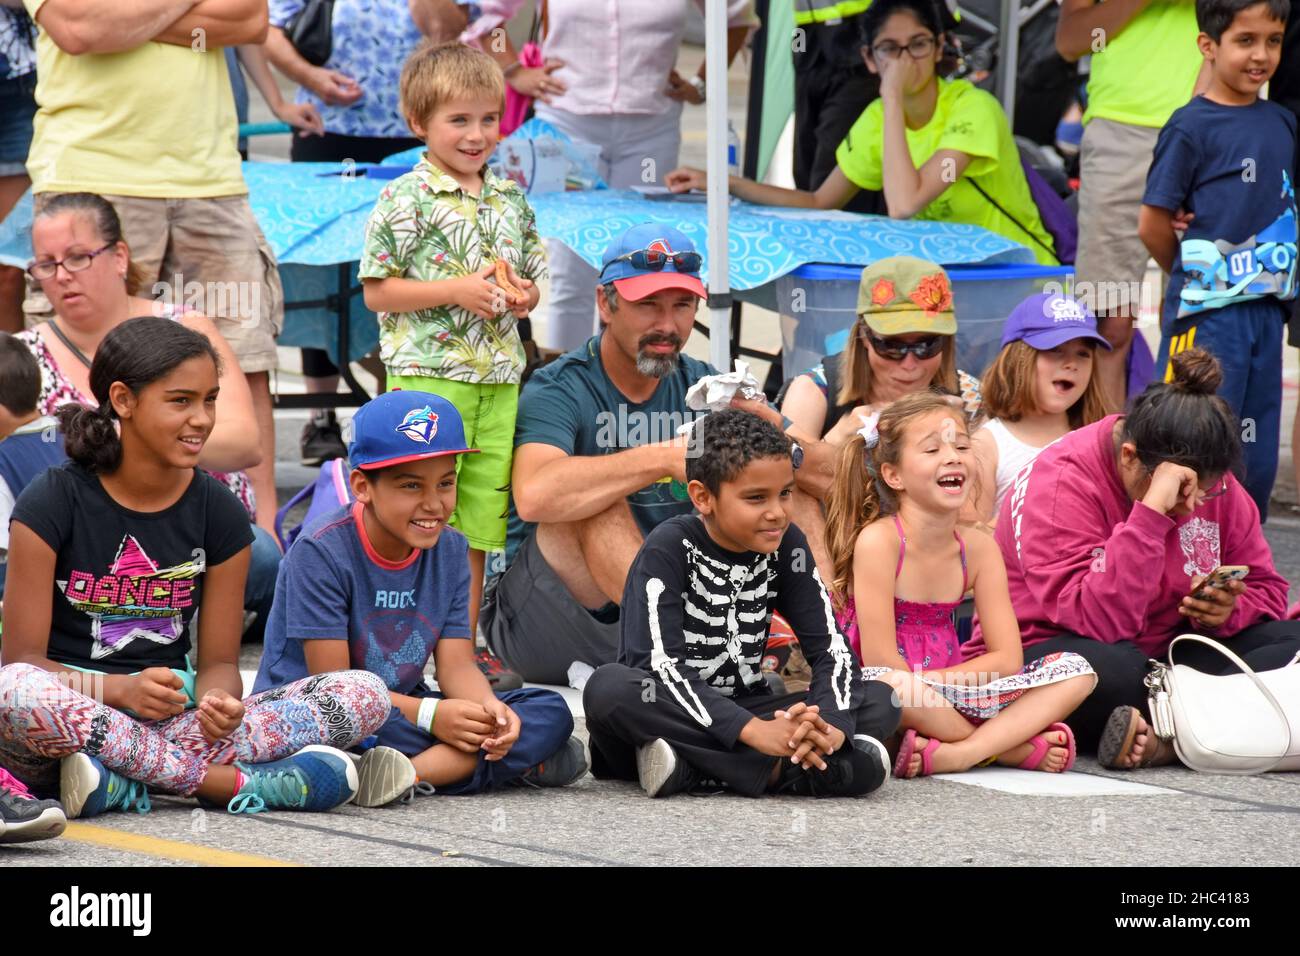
top-left (825, 392), bottom-right (1096, 777)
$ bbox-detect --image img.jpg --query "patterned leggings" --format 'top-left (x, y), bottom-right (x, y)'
top-left (0, 664), bottom-right (391, 797)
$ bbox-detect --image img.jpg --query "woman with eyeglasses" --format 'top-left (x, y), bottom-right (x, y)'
top-left (665, 0), bottom-right (1057, 266)
top-left (963, 348), bottom-right (1300, 769)
top-left (19, 192), bottom-right (279, 643)
top-left (777, 256), bottom-right (981, 581)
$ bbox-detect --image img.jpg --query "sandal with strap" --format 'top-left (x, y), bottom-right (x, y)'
top-left (892, 729), bottom-right (946, 778)
top-left (1098, 705), bottom-right (1177, 769)
top-left (1017, 722), bottom-right (1077, 772)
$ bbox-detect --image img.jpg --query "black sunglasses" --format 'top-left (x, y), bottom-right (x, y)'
top-left (862, 328), bottom-right (946, 361)
top-left (600, 247), bottom-right (702, 279)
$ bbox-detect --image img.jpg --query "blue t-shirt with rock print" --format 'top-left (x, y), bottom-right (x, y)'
top-left (1144, 96), bottom-right (1298, 323)
top-left (253, 502), bottom-right (471, 696)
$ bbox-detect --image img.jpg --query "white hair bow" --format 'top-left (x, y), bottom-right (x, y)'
top-left (857, 410), bottom-right (881, 449)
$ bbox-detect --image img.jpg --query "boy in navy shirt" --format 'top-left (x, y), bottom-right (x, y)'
top-left (1139, 0), bottom-right (1296, 518)
top-left (255, 391), bottom-right (585, 806)
top-left (0, 334), bottom-right (64, 600)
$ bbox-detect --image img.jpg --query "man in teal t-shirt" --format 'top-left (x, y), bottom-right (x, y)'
top-left (1057, 0), bottom-right (1206, 409)
top-left (482, 224), bottom-right (820, 687)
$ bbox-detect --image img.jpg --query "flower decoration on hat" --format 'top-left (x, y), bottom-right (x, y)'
top-left (909, 272), bottom-right (953, 316)
top-left (870, 278), bottom-right (896, 307)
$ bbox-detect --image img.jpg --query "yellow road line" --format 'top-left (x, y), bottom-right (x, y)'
top-left (63, 823), bottom-right (300, 867)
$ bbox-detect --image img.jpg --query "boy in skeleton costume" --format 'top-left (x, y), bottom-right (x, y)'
top-left (582, 410), bottom-right (900, 798)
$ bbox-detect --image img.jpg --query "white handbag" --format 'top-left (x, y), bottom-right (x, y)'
top-left (1145, 634), bottom-right (1300, 774)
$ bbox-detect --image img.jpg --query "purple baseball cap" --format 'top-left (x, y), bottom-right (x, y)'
top-left (1000, 292), bottom-right (1112, 351)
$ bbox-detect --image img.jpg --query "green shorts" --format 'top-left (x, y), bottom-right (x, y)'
top-left (386, 375), bottom-right (518, 552)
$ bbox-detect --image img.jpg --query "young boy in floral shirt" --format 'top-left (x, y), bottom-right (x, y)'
top-left (361, 40), bottom-right (547, 643)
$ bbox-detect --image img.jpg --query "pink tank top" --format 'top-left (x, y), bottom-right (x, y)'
top-left (836, 515), bottom-right (967, 669)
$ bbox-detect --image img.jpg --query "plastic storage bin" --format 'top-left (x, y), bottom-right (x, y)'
top-left (774, 262), bottom-right (1074, 380)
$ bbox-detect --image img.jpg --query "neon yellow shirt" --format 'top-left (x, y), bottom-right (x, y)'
top-left (23, 0), bottom-right (245, 198)
top-left (836, 77), bottom-right (1058, 265)
top-left (1083, 1), bottom-right (1202, 128)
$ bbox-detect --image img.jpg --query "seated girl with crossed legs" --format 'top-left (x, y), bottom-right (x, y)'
top-left (825, 392), bottom-right (1097, 777)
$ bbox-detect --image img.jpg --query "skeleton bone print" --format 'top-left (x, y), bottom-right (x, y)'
top-left (678, 539), bottom-right (774, 697)
top-left (623, 515), bottom-right (866, 741)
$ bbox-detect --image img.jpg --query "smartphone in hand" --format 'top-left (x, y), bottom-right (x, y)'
top-left (1190, 565), bottom-right (1249, 601)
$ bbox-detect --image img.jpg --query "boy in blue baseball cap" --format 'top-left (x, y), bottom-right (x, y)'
top-left (253, 391), bottom-right (586, 805)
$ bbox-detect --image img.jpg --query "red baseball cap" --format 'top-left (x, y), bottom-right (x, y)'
top-left (599, 223), bottom-right (706, 302)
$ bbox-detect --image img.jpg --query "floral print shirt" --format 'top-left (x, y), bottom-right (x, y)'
top-left (268, 0), bottom-right (425, 139)
top-left (358, 155), bottom-right (547, 384)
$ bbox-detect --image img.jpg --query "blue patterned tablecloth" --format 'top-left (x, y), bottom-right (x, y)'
top-left (526, 189), bottom-right (1032, 286)
top-left (0, 162), bottom-right (1034, 361)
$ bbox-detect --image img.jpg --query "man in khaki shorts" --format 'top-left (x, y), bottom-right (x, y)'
top-left (1056, 0), bottom-right (1206, 411)
top-left (23, 0), bottom-right (282, 530)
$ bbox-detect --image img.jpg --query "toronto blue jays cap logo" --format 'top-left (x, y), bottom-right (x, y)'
top-left (396, 405), bottom-right (439, 445)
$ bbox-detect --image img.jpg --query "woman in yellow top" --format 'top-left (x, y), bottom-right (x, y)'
top-left (666, 0), bottom-right (1058, 266)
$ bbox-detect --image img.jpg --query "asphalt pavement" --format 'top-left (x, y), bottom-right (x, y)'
top-left (8, 495), bottom-right (1300, 869)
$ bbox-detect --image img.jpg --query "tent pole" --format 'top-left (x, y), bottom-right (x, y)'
top-left (997, 0), bottom-right (1020, 126)
top-left (706, 0), bottom-right (733, 372)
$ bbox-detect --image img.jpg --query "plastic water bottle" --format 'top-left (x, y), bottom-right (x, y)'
top-left (727, 120), bottom-right (741, 176)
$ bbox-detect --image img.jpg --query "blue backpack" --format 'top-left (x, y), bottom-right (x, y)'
top-left (274, 458), bottom-right (354, 551)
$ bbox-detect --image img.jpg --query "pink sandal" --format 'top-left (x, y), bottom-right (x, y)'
top-left (892, 729), bottom-right (917, 778)
top-left (1017, 722), bottom-right (1077, 772)
top-left (893, 729), bottom-right (945, 778)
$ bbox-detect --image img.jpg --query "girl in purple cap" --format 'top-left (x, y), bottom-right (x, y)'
top-left (968, 293), bottom-right (1111, 525)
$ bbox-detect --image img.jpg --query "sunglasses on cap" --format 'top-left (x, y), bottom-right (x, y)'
top-left (861, 328), bottom-right (946, 361)
top-left (600, 247), bottom-right (703, 279)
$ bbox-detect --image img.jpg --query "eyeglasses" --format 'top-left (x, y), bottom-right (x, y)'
top-left (1142, 470), bottom-right (1229, 502)
top-left (866, 35), bottom-right (937, 62)
top-left (1201, 478), bottom-right (1229, 501)
top-left (599, 247), bottom-right (703, 279)
top-left (26, 243), bottom-right (116, 281)
top-left (862, 328), bottom-right (946, 361)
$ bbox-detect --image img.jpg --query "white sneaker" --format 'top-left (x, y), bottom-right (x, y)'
top-left (354, 746), bottom-right (418, 808)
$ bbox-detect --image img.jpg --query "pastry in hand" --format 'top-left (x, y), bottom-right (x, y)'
top-left (493, 259), bottom-right (526, 305)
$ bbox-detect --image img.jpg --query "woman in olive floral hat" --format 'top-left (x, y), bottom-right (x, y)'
top-left (779, 256), bottom-right (982, 581)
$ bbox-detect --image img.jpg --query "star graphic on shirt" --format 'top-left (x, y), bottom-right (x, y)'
top-left (57, 535), bottom-right (203, 661)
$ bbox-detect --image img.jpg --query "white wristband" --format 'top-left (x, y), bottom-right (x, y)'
top-left (417, 697), bottom-right (439, 735)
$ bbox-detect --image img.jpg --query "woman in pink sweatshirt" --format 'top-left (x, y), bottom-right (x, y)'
top-left (964, 349), bottom-right (1300, 769)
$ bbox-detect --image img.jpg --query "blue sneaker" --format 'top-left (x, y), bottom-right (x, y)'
top-left (59, 753), bottom-right (151, 819)
top-left (227, 745), bottom-right (358, 814)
